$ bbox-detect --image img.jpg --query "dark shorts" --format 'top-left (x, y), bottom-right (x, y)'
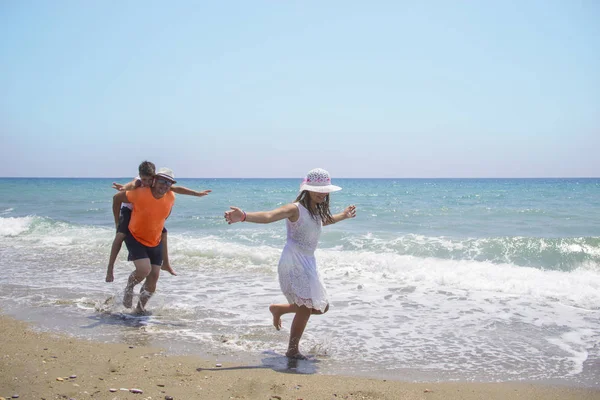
top-left (118, 207), bottom-right (167, 234)
top-left (117, 207), bottom-right (132, 234)
top-left (124, 234), bottom-right (163, 266)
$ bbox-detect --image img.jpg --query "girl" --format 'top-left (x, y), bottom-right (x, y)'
top-left (224, 168), bottom-right (356, 359)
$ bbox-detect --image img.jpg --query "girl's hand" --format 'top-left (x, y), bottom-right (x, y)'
top-left (196, 190), bottom-right (212, 197)
top-left (224, 206), bottom-right (245, 224)
top-left (112, 182), bottom-right (125, 191)
top-left (344, 205), bottom-right (357, 219)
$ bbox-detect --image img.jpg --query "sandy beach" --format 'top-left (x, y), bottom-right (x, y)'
top-left (0, 314), bottom-right (598, 400)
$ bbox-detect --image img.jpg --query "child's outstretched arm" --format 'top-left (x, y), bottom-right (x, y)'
top-left (225, 204), bottom-right (299, 225)
top-left (112, 178), bottom-right (140, 191)
top-left (324, 205), bottom-right (357, 226)
top-left (171, 186), bottom-right (212, 197)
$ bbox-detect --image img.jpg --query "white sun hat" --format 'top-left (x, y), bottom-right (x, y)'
top-left (155, 167), bottom-right (177, 183)
top-left (299, 168), bottom-right (342, 193)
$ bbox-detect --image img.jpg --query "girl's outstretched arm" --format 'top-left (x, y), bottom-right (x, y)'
top-left (324, 205), bottom-right (356, 226)
top-left (225, 204), bottom-right (299, 225)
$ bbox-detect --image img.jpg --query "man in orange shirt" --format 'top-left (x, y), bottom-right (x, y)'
top-left (111, 167), bottom-right (177, 312)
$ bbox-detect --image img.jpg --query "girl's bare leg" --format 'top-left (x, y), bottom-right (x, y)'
top-left (269, 304), bottom-right (298, 330)
top-left (269, 302), bottom-right (330, 357)
top-left (286, 305), bottom-right (312, 359)
top-left (269, 303), bottom-right (330, 330)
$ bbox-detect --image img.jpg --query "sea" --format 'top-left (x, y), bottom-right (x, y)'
top-left (0, 177), bottom-right (598, 387)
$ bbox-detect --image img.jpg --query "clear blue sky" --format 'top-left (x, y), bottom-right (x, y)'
top-left (1, 1), bottom-right (598, 178)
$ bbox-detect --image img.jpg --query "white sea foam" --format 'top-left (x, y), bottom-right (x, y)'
top-left (1, 224), bottom-right (599, 384)
top-left (0, 218), bottom-right (111, 251)
top-left (164, 236), bottom-right (600, 380)
top-left (0, 216), bottom-right (34, 236)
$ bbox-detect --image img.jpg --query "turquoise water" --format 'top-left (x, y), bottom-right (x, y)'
top-left (0, 178), bottom-right (599, 386)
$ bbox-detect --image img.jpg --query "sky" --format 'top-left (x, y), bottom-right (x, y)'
top-left (1, 1), bottom-right (598, 178)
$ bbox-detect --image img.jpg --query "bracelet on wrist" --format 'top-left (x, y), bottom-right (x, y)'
top-left (241, 210), bottom-right (247, 222)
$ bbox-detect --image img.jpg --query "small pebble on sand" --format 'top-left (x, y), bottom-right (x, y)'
top-left (165, 396), bottom-right (173, 400)
top-left (215, 363), bottom-right (222, 367)
top-left (56, 378), bottom-right (64, 382)
top-left (69, 375), bottom-right (77, 379)
top-left (109, 389), bottom-right (117, 392)
top-left (130, 388), bottom-right (143, 394)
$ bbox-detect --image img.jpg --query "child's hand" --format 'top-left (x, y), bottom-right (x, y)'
top-left (344, 205), bottom-right (357, 219)
top-left (105, 270), bottom-right (114, 283)
top-left (196, 190), bottom-right (212, 197)
top-left (112, 182), bottom-right (125, 191)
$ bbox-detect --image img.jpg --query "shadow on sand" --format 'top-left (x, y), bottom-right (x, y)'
top-left (197, 350), bottom-right (320, 375)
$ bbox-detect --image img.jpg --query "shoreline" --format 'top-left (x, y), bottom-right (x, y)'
top-left (1, 314), bottom-right (598, 400)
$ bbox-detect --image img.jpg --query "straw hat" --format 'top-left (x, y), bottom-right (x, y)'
top-left (155, 167), bottom-right (177, 183)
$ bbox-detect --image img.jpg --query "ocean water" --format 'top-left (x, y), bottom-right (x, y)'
top-left (0, 177), bottom-right (599, 386)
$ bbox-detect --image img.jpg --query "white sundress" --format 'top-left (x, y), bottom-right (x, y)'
top-left (278, 202), bottom-right (329, 312)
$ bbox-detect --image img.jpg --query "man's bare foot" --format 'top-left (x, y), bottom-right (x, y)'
top-left (161, 263), bottom-right (177, 276)
top-left (285, 350), bottom-right (307, 360)
top-left (123, 285), bottom-right (134, 308)
top-left (269, 305), bottom-right (282, 330)
top-left (133, 304), bottom-right (148, 315)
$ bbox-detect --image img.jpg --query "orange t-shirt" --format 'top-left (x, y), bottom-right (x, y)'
top-left (126, 188), bottom-right (175, 247)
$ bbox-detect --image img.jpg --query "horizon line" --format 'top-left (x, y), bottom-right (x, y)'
top-left (1, 176), bottom-right (599, 180)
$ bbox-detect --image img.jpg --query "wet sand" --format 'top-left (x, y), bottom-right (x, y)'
top-left (0, 314), bottom-right (598, 400)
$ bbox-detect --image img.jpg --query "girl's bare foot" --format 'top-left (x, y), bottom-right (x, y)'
top-left (285, 350), bottom-right (307, 360)
top-left (269, 305), bottom-right (282, 330)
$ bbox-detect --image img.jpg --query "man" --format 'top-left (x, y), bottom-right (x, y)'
top-left (110, 167), bottom-right (177, 312)
top-left (106, 163), bottom-right (210, 281)
top-left (106, 161), bottom-right (156, 282)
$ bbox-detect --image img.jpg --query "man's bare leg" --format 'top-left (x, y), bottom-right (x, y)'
top-left (135, 264), bottom-right (161, 313)
top-left (123, 258), bottom-right (151, 308)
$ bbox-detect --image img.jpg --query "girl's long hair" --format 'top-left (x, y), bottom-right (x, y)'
top-left (294, 190), bottom-right (334, 225)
